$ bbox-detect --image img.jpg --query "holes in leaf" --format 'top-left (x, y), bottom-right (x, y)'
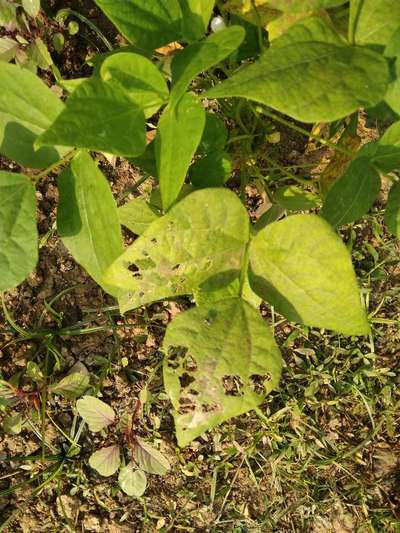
top-left (201, 403), bottom-right (220, 413)
top-left (179, 372), bottom-right (195, 389)
top-left (249, 374), bottom-right (271, 395)
top-left (172, 264), bottom-right (181, 271)
top-left (128, 263), bottom-right (142, 278)
top-left (167, 346), bottom-right (188, 370)
top-left (151, 237), bottom-right (157, 244)
top-left (222, 375), bottom-right (244, 397)
top-left (183, 354), bottom-right (197, 373)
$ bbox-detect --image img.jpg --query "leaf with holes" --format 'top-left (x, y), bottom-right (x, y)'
top-left (320, 157), bottom-right (381, 227)
top-left (100, 52), bottom-right (169, 118)
top-left (76, 396), bottom-right (115, 432)
top-left (385, 181), bottom-right (400, 238)
top-left (118, 464), bottom-right (147, 496)
top-left (49, 372), bottom-right (90, 399)
top-left (163, 297), bottom-right (282, 446)
top-left (89, 445), bottom-right (121, 476)
top-left (249, 214), bottom-right (370, 336)
top-left (156, 93), bottom-right (205, 210)
top-left (38, 78), bottom-right (146, 157)
top-left (57, 151), bottom-right (124, 295)
top-left (206, 18), bottom-right (389, 122)
top-left (104, 188), bottom-right (250, 312)
top-left (0, 172), bottom-right (38, 292)
top-left (133, 438), bottom-right (170, 475)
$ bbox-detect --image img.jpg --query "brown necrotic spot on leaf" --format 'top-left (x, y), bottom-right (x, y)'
top-left (222, 375), bottom-right (245, 397)
top-left (249, 374), bottom-right (271, 395)
top-left (179, 372), bottom-right (195, 389)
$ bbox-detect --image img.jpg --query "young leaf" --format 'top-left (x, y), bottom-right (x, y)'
top-left (198, 113), bottom-right (228, 155)
top-left (104, 188), bottom-right (250, 312)
top-left (22, 0), bottom-right (40, 18)
top-left (249, 214), bottom-right (370, 336)
top-left (156, 94), bottom-right (205, 210)
top-left (189, 151), bottom-right (232, 187)
top-left (274, 185), bottom-right (319, 211)
top-left (351, 0), bottom-right (400, 47)
top-left (93, 0), bottom-right (183, 52)
top-left (49, 372), bottom-right (90, 399)
top-left (163, 297), bottom-right (282, 446)
top-left (26, 37), bottom-right (53, 70)
top-left (100, 52), bottom-right (169, 118)
top-left (38, 78), bottom-right (146, 157)
top-left (76, 396), bottom-right (115, 432)
top-left (26, 362), bottom-right (43, 383)
top-left (118, 197), bottom-right (161, 235)
top-left (320, 158), bottom-right (381, 227)
top-left (119, 464), bottom-right (147, 497)
top-left (0, 63), bottom-right (65, 168)
top-left (0, 380), bottom-right (20, 408)
top-left (0, 172), bottom-right (38, 291)
top-left (206, 19), bottom-right (389, 122)
top-left (0, 37), bottom-right (18, 62)
top-left (57, 152), bottom-right (124, 295)
top-left (384, 181), bottom-right (400, 238)
top-left (89, 445), bottom-right (121, 476)
top-left (178, 0), bottom-right (215, 42)
top-left (170, 26), bottom-right (245, 104)
top-left (133, 438), bottom-right (170, 475)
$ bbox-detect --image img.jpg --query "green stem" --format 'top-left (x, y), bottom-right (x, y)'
top-left (32, 149), bottom-right (77, 184)
top-left (258, 109), bottom-right (356, 157)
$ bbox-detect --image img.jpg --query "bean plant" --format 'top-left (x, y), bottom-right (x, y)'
top-left (1, 0), bottom-right (400, 447)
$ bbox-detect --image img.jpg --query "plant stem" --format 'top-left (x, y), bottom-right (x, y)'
top-left (32, 149), bottom-right (77, 184)
top-left (258, 109), bottom-right (356, 157)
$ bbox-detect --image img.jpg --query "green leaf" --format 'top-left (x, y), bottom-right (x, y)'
top-left (89, 445), bottom-right (121, 477)
top-left (371, 121), bottom-right (400, 172)
top-left (267, 0), bottom-right (347, 9)
top-left (170, 26), bottom-right (245, 104)
top-left (156, 94), bottom-right (205, 210)
top-left (26, 37), bottom-right (52, 69)
top-left (133, 438), bottom-right (170, 474)
top-left (178, 0), bottom-right (215, 41)
top-left (351, 0), bottom-right (400, 47)
top-left (0, 1), bottom-right (16, 28)
top-left (249, 214), bottom-right (370, 336)
top-left (253, 205), bottom-right (284, 233)
top-left (93, 0), bottom-right (183, 52)
top-left (274, 185), bottom-right (319, 211)
top-left (3, 413), bottom-right (23, 435)
top-left (0, 37), bottom-right (18, 62)
top-left (198, 113), bottom-right (228, 155)
top-left (57, 152), bottom-right (124, 295)
top-left (0, 172), bottom-right (38, 291)
top-left (129, 139), bottom-right (158, 178)
top-left (118, 197), bottom-right (161, 235)
top-left (206, 19), bottom-right (389, 122)
top-left (26, 361), bottom-right (43, 382)
top-left (0, 63), bottom-right (65, 168)
top-left (22, 0), bottom-right (40, 18)
top-left (104, 188), bottom-right (250, 312)
top-left (163, 297), bottom-right (282, 446)
top-left (320, 157), bottom-right (381, 227)
top-left (49, 372), bottom-right (90, 399)
top-left (76, 396), bottom-right (115, 432)
top-left (0, 380), bottom-right (20, 408)
top-left (118, 464), bottom-right (147, 496)
top-left (190, 151), bottom-right (232, 188)
top-left (100, 52), bottom-right (169, 118)
top-left (38, 78), bottom-right (146, 157)
top-left (384, 181), bottom-right (400, 238)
